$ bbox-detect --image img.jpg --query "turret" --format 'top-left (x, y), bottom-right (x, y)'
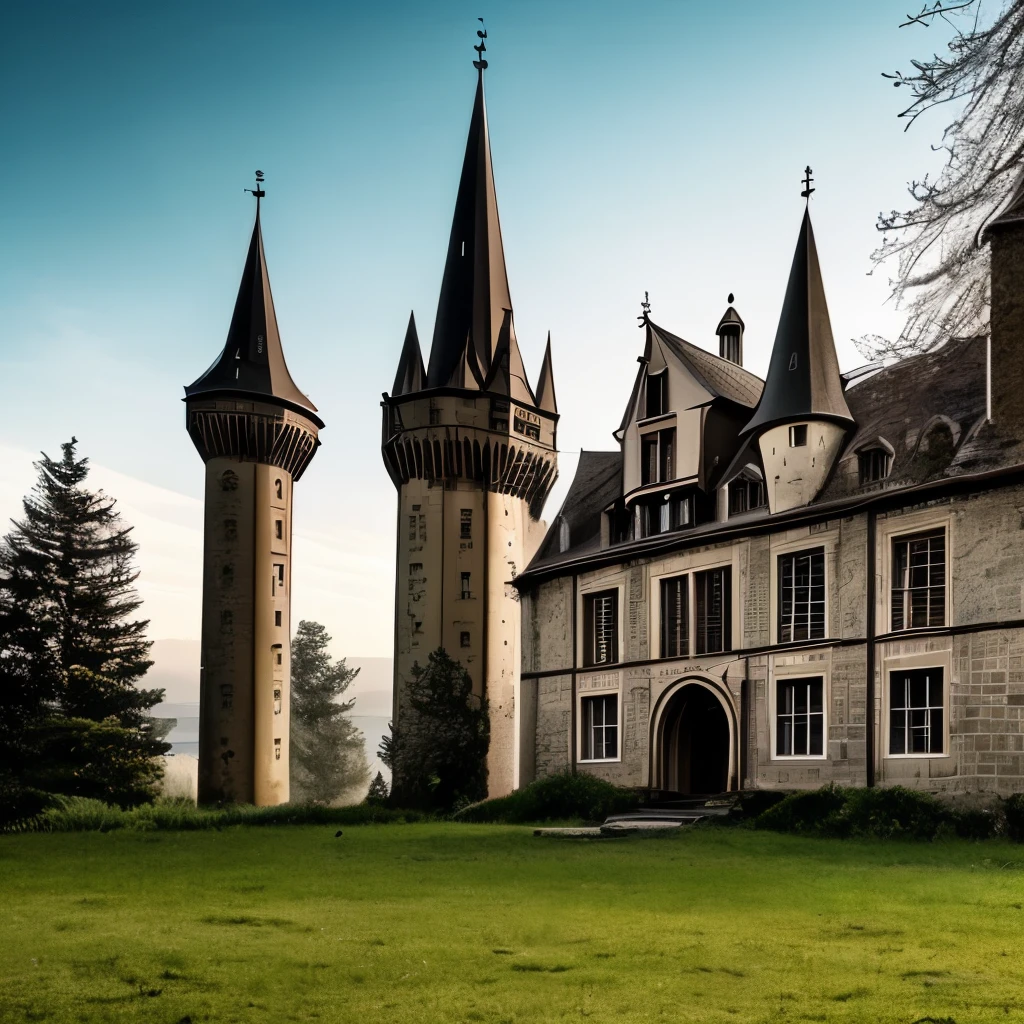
top-left (380, 36), bottom-right (558, 797)
top-left (184, 176), bottom-right (323, 806)
top-left (716, 295), bottom-right (744, 365)
top-left (742, 175), bottom-right (853, 513)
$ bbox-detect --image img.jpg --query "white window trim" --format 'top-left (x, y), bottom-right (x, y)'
top-left (649, 552), bottom-right (738, 662)
top-left (577, 577), bottom-right (626, 668)
top-left (577, 687), bottom-right (622, 764)
top-left (768, 532), bottom-right (836, 646)
top-left (768, 659), bottom-right (830, 762)
top-left (881, 649), bottom-right (952, 760)
top-left (877, 512), bottom-right (952, 637)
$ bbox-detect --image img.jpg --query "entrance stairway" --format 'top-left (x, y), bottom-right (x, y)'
top-left (533, 793), bottom-right (738, 838)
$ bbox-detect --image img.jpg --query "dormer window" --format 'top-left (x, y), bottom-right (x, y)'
top-left (641, 428), bottom-right (676, 486)
top-left (645, 372), bottom-right (667, 418)
top-left (789, 424), bottom-right (808, 448)
top-left (728, 476), bottom-right (765, 516)
top-left (859, 447), bottom-right (891, 485)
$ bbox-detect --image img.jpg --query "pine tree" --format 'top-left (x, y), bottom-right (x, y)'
top-left (380, 648), bottom-right (489, 812)
top-left (290, 620), bottom-right (368, 805)
top-left (367, 771), bottom-right (389, 805)
top-left (0, 438), bottom-right (167, 814)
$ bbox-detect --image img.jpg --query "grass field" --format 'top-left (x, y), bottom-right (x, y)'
top-left (2, 824), bottom-right (1024, 1023)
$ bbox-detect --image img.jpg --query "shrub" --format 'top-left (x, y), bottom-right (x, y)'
top-left (755, 784), bottom-right (850, 835)
top-left (1005, 793), bottom-right (1024, 842)
top-left (839, 786), bottom-right (947, 840)
top-left (9, 796), bottom-right (429, 834)
top-left (454, 771), bottom-right (641, 824)
top-left (727, 789), bottom-right (789, 823)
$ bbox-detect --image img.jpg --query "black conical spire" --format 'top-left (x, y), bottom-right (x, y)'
top-left (535, 332), bottom-right (557, 414)
top-left (742, 208), bottom-right (852, 435)
top-left (186, 190), bottom-right (321, 425)
top-left (425, 58), bottom-right (516, 390)
top-left (392, 312), bottom-right (426, 396)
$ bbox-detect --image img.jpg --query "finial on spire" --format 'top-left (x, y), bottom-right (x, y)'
top-left (473, 18), bottom-right (488, 71)
top-left (801, 165), bottom-right (815, 203)
top-left (245, 169), bottom-right (266, 203)
top-left (637, 290), bottom-right (651, 326)
top-left (728, 292), bottom-right (735, 304)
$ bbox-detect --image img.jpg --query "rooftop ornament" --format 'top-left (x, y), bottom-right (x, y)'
top-left (638, 290), bottom-right (651, 327)
top-left (473, 18), bottom-right (488, 71)
top-left (244, 169), bottom-right (266, 203)
top-left (801, 165), bottom-right (815, 203)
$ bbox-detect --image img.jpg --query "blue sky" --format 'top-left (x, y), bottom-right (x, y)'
top-left (0, 1), bottom-right (960, 656)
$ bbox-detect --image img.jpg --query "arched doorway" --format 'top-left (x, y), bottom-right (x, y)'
top-left (657, 683), bottom-right (731, 795)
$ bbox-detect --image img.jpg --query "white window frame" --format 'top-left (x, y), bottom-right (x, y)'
top-left (882, 649), bottom-right (951, 760)
top-left (577, 577), bottom-right (626, 669)
top-left (649, 552), bottom-right (738, 663)
top-left (769, 659), bottom-right (830, 762)
top-left (769, 532), bottom-right (835, 646)
top-left (578, 690), bottom-right (621, 763)
top-left (877, 512), bottom-right (951, 637)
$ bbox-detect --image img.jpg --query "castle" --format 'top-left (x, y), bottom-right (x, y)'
top-left (187, 47), bottom-right (1024, 805)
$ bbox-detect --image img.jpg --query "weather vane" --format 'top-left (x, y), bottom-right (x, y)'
top-left (801, 165), bottom-right (815, 202)
top-left (473, 18), bottom-right (488, 71)
top-left (638, 290), bottom-right (651, 326)
top-left (245, 169), bottom-right (266, 202)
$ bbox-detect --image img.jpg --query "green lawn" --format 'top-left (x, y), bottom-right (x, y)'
top-left (2, 824), bottom-right (1024, 1023)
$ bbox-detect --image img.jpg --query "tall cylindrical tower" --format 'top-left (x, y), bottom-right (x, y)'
top-left (184, 182), bottom-right (323, 805)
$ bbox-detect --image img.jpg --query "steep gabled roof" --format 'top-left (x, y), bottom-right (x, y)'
top-left (646, 318), bottom-right (763, 408)
top-left (392, 312), bottom-right (426, 396)
top-left (185, 202), bottom-right (322, 426)
top-left (742, 208), bottom-right (852, 435)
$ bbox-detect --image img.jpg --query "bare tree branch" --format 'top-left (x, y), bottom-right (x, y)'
top-left (860, 1), bottom-right (1024, 360)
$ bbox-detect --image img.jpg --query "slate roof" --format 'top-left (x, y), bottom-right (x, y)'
top-left (523, 333), bottom-right (1003, 583)
top-left (531, 451), bottom-right (623, 566)
top-left (647, 319), bottom-right (764, 408)
top-left (185, 201), bottom-right (322, 426)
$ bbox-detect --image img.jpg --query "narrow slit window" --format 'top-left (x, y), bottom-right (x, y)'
top-left (660, 575), bottom-right (688, 659)
top-left (695, 567), bottom-right (731, 655)
top-left (584, 590), bottom-right (619, 667)
top-left (461, 572), bottom-right (471, 599)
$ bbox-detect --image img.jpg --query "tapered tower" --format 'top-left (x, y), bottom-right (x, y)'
top-left (381, 45), bottom-right (558, 797)
top-left (185, 177), bottom-right (323, 805)
top-left (742, 175), bottom-right (852, 513)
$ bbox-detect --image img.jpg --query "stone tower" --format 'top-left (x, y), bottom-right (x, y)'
top-left (742, 205), bottom-right (853, 513)
top-left (381, 58), bottom-right (558, 797)
top-left (184, 184), bottom-right (323, 806)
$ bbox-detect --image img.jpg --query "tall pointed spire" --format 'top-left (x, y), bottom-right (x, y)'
top-left (535, 332), bottom-right (558, 414)
top-left (742, 207), bottom-right (852, 435)
top-left (425, 48), bottom-right (516, 390)
top-left (392, 312), bottom-right (426, 396)
top-left (186, 183), bottom-right (321, 424)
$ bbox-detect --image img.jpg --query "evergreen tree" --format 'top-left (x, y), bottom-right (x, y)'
top-left (290, 620), bottom-right (368, 804)
top-left (0, 438), bottom-right (167, 814)
top-left (380, 648), bottom-right (489, 812)
top-left (366, 771), bottom-right (389, 805)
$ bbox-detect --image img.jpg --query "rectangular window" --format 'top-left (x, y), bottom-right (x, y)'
top-left (460, 509), bottom-right (472, 539)
top-left (460, 631), bottom-right (471, 648)
top-left (272, 563), bottom-right (285, 596)
top-left (859, 449), bottom-right (891, 484)
top-left (275, 519), bottom-right (283, 540)
top-left (659, 428), bottom-right (675, 482)
top-left (409, 562), bottom-right (423, 577)
top-left (275, 611), bottom-right (282, 627)
top-left (273, 688), bottom-right (282, 715)
top-left (891, 530), bottom-right (945, 630)
top-left (660, 575), bottom-right (689, 658)
top-left (789, 424), bottom-right (808, 447)
top-left (778, 548), bottom-right (826, 643)
top-left (776, 677), bottom-right (824, 756)
top-left (581, 694), bottom-right (618, 760)
top-left (695, 567), bottom-right (730, 655)
top-left (461, 572), bottom-right (471, 599)
top-left (274, 738), bottom-right (282, 760)
top-left (408, 515), bottom-right (417, 541)
top-left (584, 590), bottom-right (619, 667)
top-left (672, 494), bottom-right (693, 530)
top-left (645, 373), bottom-right (666, 418)
top-left (889, 668), bottom-right (944, 754)
top-left (641, 435), bottom-right (658, 486)
top-left (729, 479), bottom-right (764, 516)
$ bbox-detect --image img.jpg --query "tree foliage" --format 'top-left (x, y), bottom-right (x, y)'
top-left (865, 0), bottom-right (1024, 359)
top-left (0, 439), bottom-right (166, 815)
top-left (289, 620), bottom-right (368, 805)
top-left (379, 647), bottom-right (489, 812)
